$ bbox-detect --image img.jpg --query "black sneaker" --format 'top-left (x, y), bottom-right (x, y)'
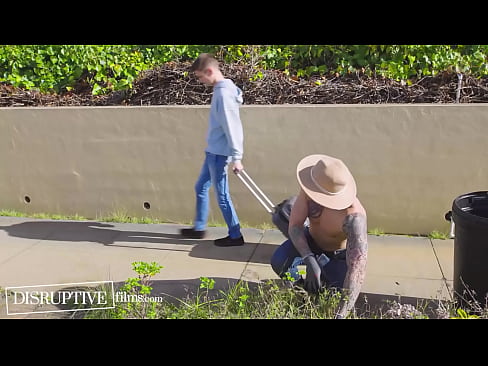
top-left (180, 228), bottom-right (206, 239)
top-left (214, 235), bottom-right (245, 247)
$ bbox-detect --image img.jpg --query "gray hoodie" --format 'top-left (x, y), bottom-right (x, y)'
top-left (205, 79), bottom-right (244, 162)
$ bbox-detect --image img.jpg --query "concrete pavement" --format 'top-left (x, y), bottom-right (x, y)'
top-left (0, 216), bottom-right (454, 318)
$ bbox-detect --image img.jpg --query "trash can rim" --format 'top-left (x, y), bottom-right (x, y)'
top-left (452, 190), bottom-right (488, 224)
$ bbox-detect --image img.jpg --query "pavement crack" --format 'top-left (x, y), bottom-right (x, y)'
top-left (239, 229), bottom-right (266, 282)
top-left (0, 238), bottom-right (45, 267)
top-left (429, 237), bottom-right (454, 301)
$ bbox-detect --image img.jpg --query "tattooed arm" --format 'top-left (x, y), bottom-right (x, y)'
top-left (336, 212), bottom-right (368, 318)
top-left (288, 190), bottom-right (323, 293)
top-left (288, 189), bottom-right (312, 257)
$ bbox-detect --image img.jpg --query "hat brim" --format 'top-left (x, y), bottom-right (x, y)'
top-left (296, 154), bottom-right (357, 210)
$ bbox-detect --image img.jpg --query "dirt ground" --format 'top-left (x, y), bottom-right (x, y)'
top-left (1, 61), bottom-right (488, 107)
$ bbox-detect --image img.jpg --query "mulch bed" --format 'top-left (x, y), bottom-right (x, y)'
top-left (1, 61), bottom-right (488, 107)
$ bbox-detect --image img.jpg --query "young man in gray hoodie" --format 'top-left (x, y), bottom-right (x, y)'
top-left (180, 53), bottom-right (245, 246)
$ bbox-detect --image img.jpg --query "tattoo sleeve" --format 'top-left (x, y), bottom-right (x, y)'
top-left (337, 213), bottom-right (368, 318)
top-left (289, 224), bottom-right (312, 258)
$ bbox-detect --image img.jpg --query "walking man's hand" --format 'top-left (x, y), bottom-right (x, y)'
top-left (232, 160), bottom-right (244, 174)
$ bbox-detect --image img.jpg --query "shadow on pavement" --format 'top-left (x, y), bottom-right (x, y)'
top-left (0, 220), bottom-right (276, 264)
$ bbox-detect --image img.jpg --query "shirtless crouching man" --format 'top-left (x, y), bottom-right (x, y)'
top-left (270, 154), bottom-right (368, 319)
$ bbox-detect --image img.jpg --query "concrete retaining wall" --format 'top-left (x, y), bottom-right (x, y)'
top-left (1, 104), bottom-right (487, 235)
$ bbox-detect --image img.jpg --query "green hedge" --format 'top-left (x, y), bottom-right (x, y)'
top-left (0, 45), bottom-right (214, 94)
top-left (1, 45), bottom-right (487, 95)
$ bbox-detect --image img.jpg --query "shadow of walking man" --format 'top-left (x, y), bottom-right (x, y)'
top-left (0, 219), bottom-right (273, 264)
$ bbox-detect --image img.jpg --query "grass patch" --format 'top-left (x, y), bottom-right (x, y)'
top-left (77, 261), bottom-right (345, 319)
top-left (71, 261), bottom-right (488, 319)
top-left (0, 208), bottom-right (183, 225)
top-left (96, 209), bottom-right (168, 225)
top-left (0, 209), bottom-right (89, 221)
top-left (428, 230), bottom-right (449, 240)
top-left (0, 209), bottom-right (26, 217)
top-left (0, 208), bottom-right (276, 231)
top-left (368, 228), bottom-right (386, 236)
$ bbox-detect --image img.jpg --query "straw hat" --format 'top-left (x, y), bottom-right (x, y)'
top-left (296, 154), bottom-right (357, 210)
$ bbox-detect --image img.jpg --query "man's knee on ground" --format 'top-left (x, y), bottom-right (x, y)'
top-left (270, 245), bottom-right (290, 278)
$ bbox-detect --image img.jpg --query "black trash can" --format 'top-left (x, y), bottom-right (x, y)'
top-left (450, 191), bottom-right (488, 309)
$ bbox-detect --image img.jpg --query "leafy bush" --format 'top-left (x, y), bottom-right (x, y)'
top-left (0, 45), bottom-right (215, 94)
top-left (1, 45), bottom-right (487, 95)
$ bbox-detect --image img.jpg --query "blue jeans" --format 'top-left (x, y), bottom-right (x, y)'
top-left (270, 227), bottom-right (347, 288)
top-left (193, 152), bottom-right (241, 239)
